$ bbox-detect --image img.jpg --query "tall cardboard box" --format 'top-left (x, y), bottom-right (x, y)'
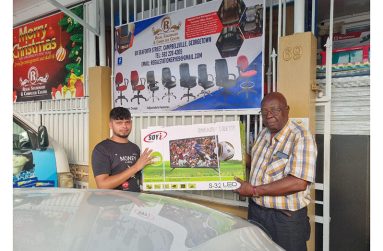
top-left (278, 32), bottom-right (317, 251)
top-left (278, 32), bottom-right (317, 132)
top-left (88, 66), bottom-right (112, 189)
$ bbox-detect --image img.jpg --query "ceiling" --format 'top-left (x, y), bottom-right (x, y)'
top-left (13, 0), bottom-right (84, 26)
top-left (317, 0), bottom-right (370, 20)
top-left (13, 0), bottom-right (370, 26)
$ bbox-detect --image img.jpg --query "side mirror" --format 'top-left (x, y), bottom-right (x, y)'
top-left (37, 125), bottom-right (49, 150)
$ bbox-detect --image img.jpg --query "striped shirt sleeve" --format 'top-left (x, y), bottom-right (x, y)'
top-left (287, 130), bottom-right (317, 183)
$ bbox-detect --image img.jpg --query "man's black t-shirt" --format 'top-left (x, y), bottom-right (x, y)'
top-left (92, 139), bottom-right (141, 192)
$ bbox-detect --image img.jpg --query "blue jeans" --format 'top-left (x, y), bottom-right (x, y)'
top-left (248, 199), bottom-right (311, 251)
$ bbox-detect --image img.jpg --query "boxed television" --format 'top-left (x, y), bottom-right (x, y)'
top-left (141, 121), bottom-right (246, 191)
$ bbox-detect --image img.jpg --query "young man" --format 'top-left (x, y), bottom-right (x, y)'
top-left (91, 107), bottom-right (153, 192)
top-left (234, 92), bottom-right (317, 251)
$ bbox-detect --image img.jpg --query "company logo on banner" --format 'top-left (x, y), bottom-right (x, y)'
top-left (143, 131), bottom-right (168, 143)
top-left (13, 5), bottom-right (84, 102)
top-left (114, 0), bottom-right (265, 113)
top-left (152, 16), bottom-right (182, 45)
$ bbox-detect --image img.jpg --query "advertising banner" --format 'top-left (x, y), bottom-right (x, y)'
top-left (114, 0), bottom-right (264, 113)
top-left (13, 5), bottom-right (84, 102)
top-left (141, 121), bottom-right (246, 191)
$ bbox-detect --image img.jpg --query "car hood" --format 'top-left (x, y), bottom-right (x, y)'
top-left (13, 188), bottom-right (284, 251)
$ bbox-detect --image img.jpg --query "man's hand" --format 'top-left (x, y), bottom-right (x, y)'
top-left (134, 148), bottom-right (154, 172)
top-left (233, 177), bottom-right (255, 197)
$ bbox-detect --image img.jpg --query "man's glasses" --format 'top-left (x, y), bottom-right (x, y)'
top-left (259, 107), bottom-right (288, 117)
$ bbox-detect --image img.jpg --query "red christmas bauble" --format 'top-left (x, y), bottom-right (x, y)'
top-left (47, 27), bottom-right (55, 39)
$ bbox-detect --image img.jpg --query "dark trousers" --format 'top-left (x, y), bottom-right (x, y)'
top-left (248, 199), bottom-right (310, 251)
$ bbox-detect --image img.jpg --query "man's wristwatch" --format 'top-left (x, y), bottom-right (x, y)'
top-left (252, 186), bottom-right (260, 197)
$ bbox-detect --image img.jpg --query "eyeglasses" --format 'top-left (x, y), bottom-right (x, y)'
top-left (259, 107), bottom-right (287, 117)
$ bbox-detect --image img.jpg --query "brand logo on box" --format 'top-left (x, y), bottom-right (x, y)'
top-left (144, 131), bottom-right (168, 142)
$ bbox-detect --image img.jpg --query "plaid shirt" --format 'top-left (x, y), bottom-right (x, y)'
top-left (249, 120), bottom-right (317, 211)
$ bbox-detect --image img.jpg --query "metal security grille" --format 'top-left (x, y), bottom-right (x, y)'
top-left (14, 98), bottom-right (89, 165)
top-left (13, 0), bottom-right (97, 166)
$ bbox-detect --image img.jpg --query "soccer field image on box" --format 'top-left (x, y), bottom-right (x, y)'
top-left (141, 121), bottom-right (246, 191)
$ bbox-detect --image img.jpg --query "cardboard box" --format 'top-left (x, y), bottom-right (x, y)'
top-left (278, 32), bottom-right (317, 133)
top-left (141, 121), bottom-right (245, 191)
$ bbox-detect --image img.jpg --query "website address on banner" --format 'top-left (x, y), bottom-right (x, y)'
top-left (150, 53), bottom-right (202, 65)
top-left (14, 54), bottom-right (55, 67)
top-left (147, 106), bottom-right (169, 109)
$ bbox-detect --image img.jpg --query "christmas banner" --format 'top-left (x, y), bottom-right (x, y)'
top-left (114, 0), bottom-right (264, 113)
top-left (13, 5), bottom-right (84, 102)
top-left (141, 121), bottom-right (246, 191)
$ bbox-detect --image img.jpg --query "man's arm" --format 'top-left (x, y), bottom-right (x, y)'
top-left (95, 148), bottom-right (153, 189)
top-left (235, 131), bottom-right (316, 197)
top-left (234, 175), bottom-right (308, 197)
top-left (245, 153), bottom-right (251, 171)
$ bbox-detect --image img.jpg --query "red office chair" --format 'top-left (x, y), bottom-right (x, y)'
top-left (130, 70), bottom-right (147, 105)
top-left (236, 55), bottom-right (257, 98)
top-left (115, 72), bottom-right (129, 105)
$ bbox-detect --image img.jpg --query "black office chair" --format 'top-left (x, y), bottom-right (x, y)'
top-left (161, 67), bottom-right (177, 102)
top-left (146, 71), bottom-right (160, 102)
top-left (179, 63), bottom-right (197, 101)
top-left (242, 5), bottom-right (263, 35)
top-left (219, 0), bottom-right (242, 25)
top-left (115, 26), bottom-right (132, 54)
top-left (197, 64), bottom-right (215, 97)
top-left (216, 26), bottom-right (243, 58)
top-left (215, 59), bottom-right (237, 94)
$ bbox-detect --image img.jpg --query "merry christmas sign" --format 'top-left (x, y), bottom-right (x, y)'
top-left (13, 5), bottom-right (84, 102)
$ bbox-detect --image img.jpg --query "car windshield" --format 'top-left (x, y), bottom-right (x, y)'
top-left (14, 188), bottom-right (284, 251)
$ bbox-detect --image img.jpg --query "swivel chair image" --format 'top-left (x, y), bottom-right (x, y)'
top-left (161, 67), bottom-right (177, 102)
top-left (197, 64), bottom-right (215, 97)
top-left (241, 5), bottom-right (263, 36)
top-left (130, 70), bottom-right (147, 105)
top-left (179, 63), bottom-right (197, 101)
top-left (114, 72), bottom-right (129, 105)
top-left (218, 0), bottom-right (242, 25)
top-left (215, 59), bottom-right (237, 95)
top-left (115, 25), bottom-right (134, 54)
top-left (236, 55), bottom-right (257, 98)
top-left (216, 26), bottom-right (244, 58)
top-left (146, 71), bottom-right (160, 102)
top-left (242, 6), bottom-right (257, 32)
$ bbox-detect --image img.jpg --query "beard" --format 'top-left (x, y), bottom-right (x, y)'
top-left (114, 131), bottom-right (130, 139)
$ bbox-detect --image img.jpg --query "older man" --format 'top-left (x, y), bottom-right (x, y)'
top-left (235, 92), bottom-right (317, 251)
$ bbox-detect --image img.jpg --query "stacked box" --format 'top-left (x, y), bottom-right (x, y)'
top-left (141, 121), bottom-right (245, 191)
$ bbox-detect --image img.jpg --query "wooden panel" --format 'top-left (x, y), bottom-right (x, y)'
top-left (278, 32), bottom-right (317, 251)
top-left (88, 66), bottom-right (112, 189)
top-left (278, 32), bottom-right (317, 132)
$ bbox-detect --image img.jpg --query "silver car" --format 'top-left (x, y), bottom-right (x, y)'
top-left (14, 188), bottom-right (284, 251)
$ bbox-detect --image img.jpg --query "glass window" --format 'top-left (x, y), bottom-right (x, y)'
top-left (333, 49), bottom-right (363, 64)
top-left (349, 50), bottom-right (363, 63)
top-left (13, 122), bottom-right (32, 150)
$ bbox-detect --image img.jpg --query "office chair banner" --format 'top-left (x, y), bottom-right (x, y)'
top-left (13, 5), bottom-right (85, 102)
top-left (114, 0), bottom-right (264, 113)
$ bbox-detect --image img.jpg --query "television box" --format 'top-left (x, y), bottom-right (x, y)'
top-left (141, 121), bottom-right (245, 191)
